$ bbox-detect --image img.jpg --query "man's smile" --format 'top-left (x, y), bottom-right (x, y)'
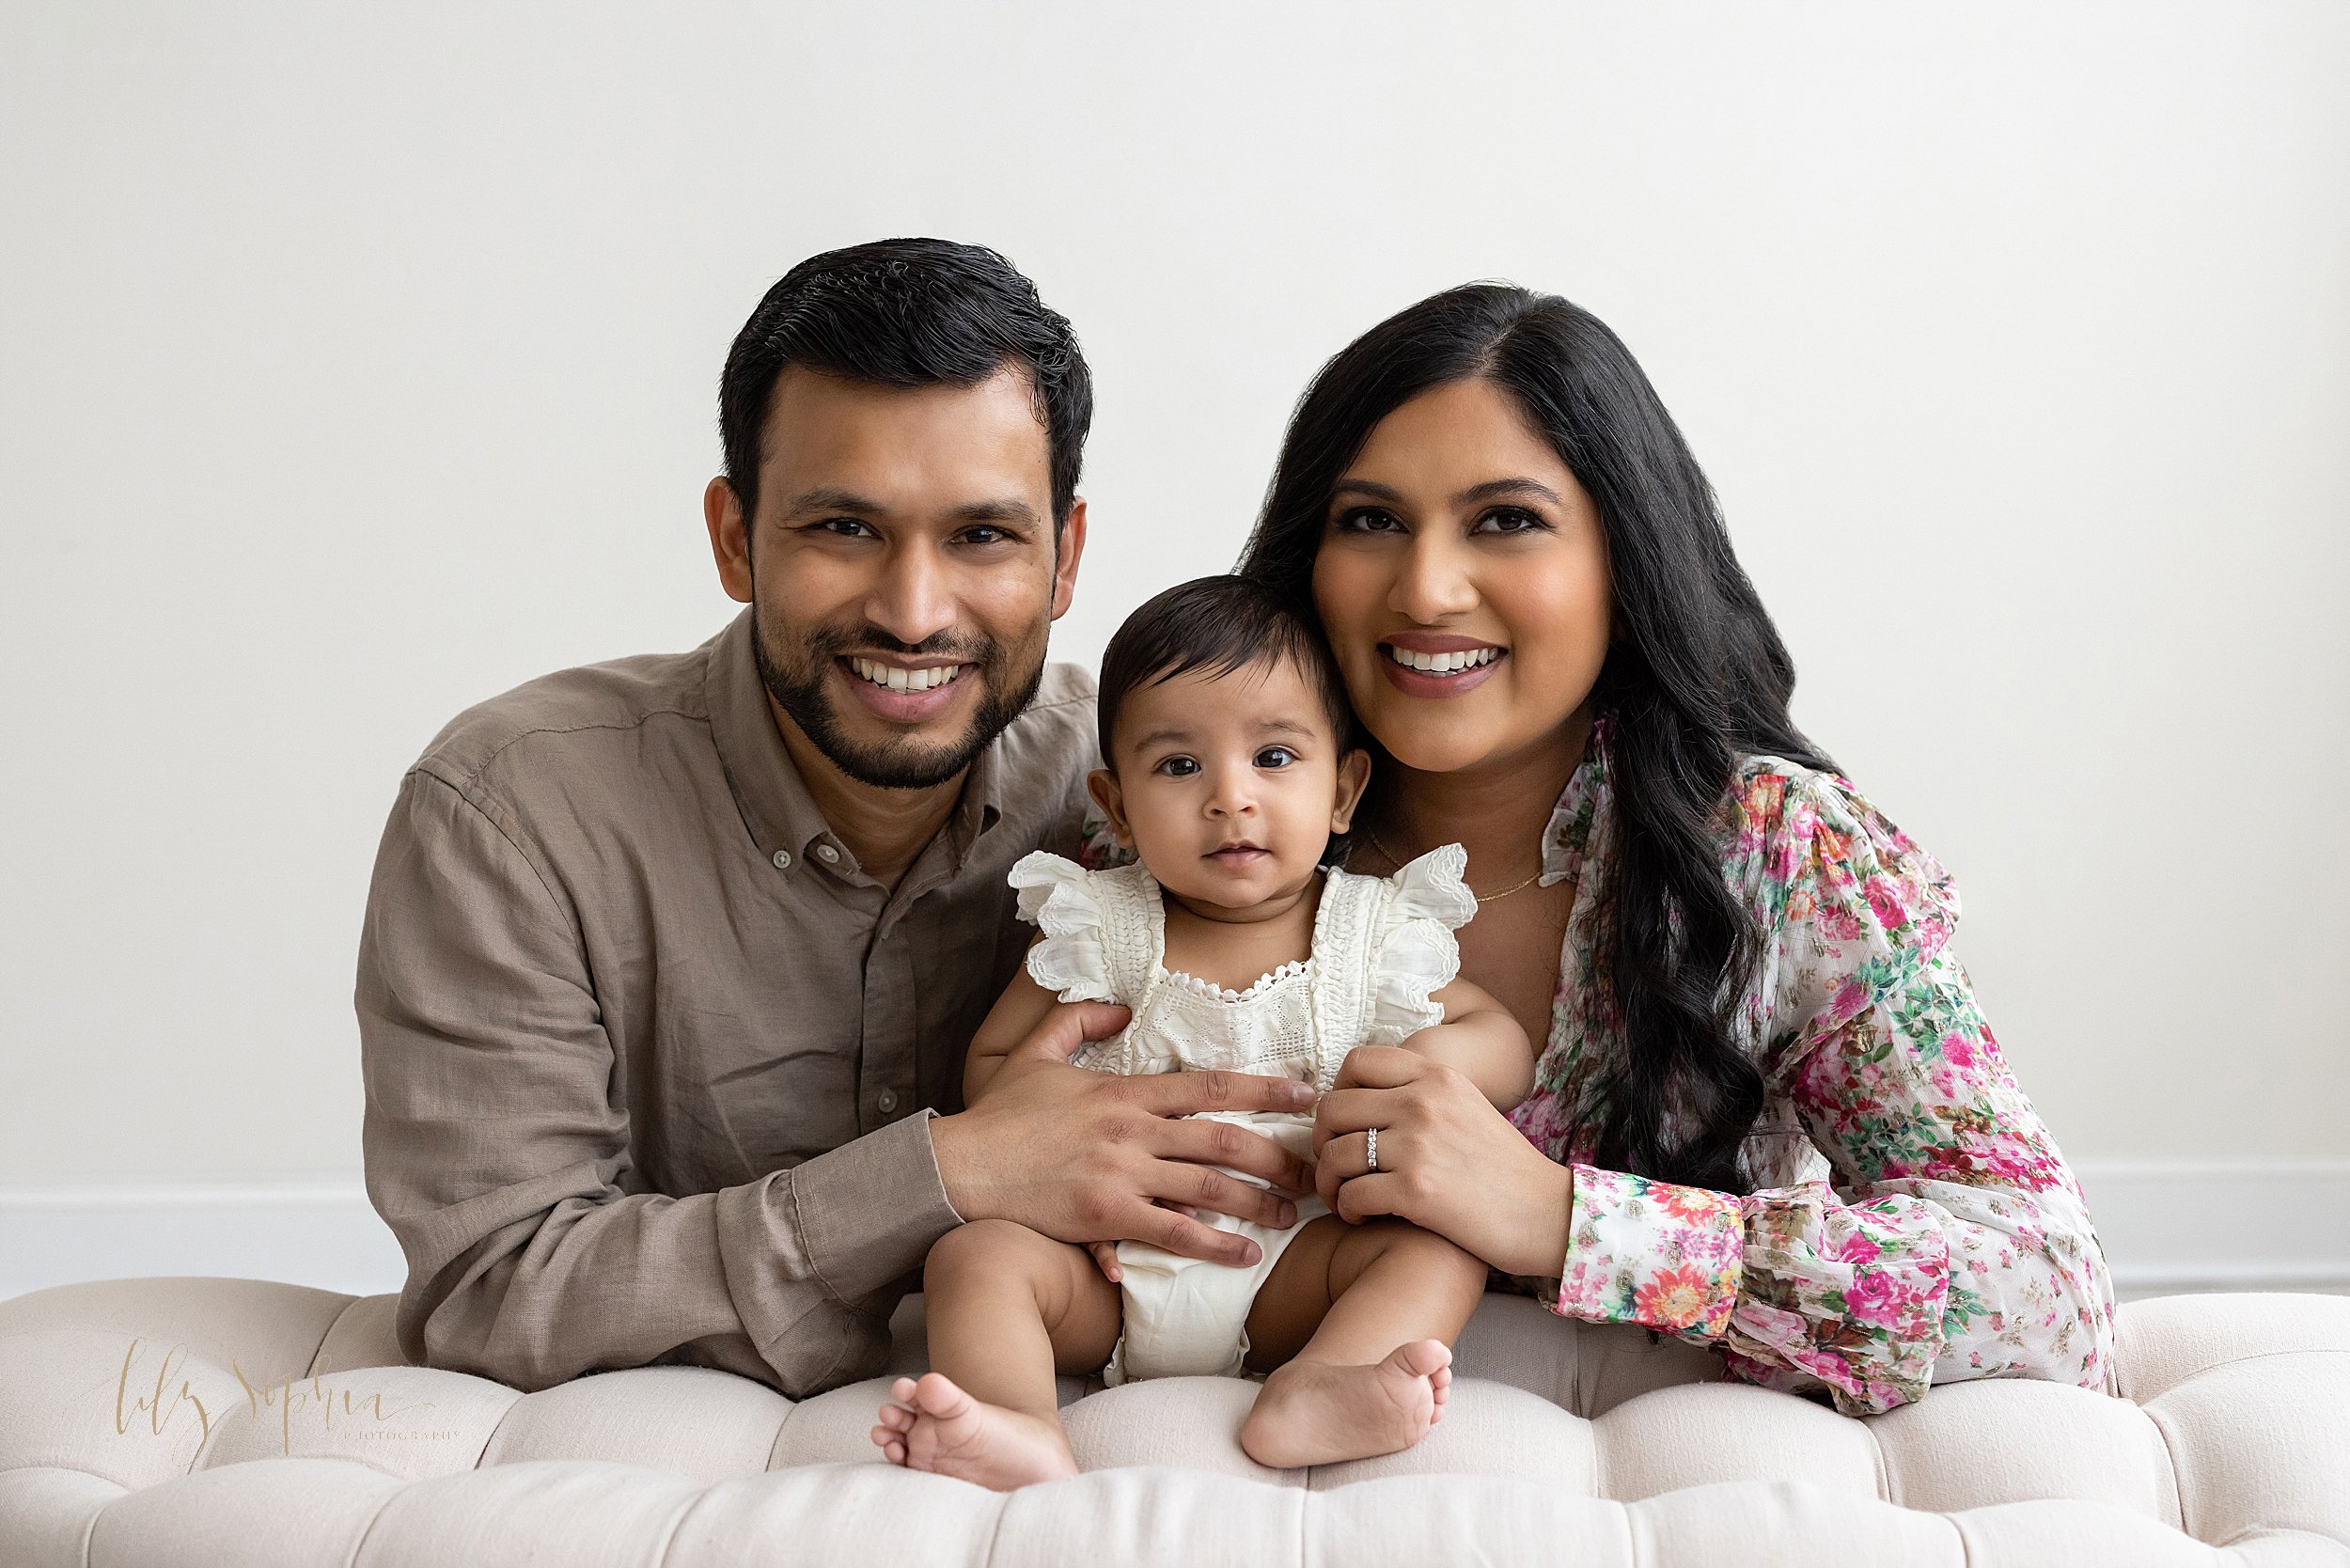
top-left (844, 655), bottom-right (971, 694)
top-left (834, 653), bottom-right (979, 724)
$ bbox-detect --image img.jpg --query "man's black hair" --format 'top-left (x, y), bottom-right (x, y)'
top-left (719, 238), bottom-right (1091, 529)
top-left (1095, 575), bottom-right (1356, 768)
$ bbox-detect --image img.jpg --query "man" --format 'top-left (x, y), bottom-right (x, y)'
top-left (358, 239), bottom-right (1313, 1397)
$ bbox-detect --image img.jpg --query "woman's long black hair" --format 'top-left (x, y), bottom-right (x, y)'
top-left (1239, 283), bottom-right (1832, 1195)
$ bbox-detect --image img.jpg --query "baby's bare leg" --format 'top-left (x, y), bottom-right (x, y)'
top-left (870, 1218), bottom-right (1120, 1490)
top-left (1235, 1215), bottom-right (1487, 1468)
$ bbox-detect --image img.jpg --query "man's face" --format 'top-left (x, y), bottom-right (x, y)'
top-left (705, 364), bottom-right (1085, 790)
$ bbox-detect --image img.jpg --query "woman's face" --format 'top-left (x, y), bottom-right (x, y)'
top-left (1310, 377), bottom-right (1612, 778)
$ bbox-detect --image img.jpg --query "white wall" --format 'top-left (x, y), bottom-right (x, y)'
top-left (4, 3), bottom-right (2345, 1291)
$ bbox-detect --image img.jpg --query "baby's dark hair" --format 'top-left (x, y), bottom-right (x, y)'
top-left (1095, 575), bottom-right (1355, 768)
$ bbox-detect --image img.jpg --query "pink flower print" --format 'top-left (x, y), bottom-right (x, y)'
top-left (1834, 1230), bottom-right (1882, 1265)
top-left (1843, 1268), bottom-right (1905, 1327)
top-left (1863, 874), bottom-right (1909, 933)
top-left (1633, 1265), bottom-right (1716, 1332)
top-left (1729, 1300), bottom-right (1808, 1350)
top-left (1939, 1032), bottom-right (1977, 1070)
top-left (1507, 1090), bottom-right (1569, 1153)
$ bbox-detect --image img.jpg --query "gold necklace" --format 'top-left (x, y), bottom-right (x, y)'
top-left (1361, 825), bottom-right (1543, 903)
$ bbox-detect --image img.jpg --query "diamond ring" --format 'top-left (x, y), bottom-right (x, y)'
top-left (1366, 1126), bottom-right (1380, 1172)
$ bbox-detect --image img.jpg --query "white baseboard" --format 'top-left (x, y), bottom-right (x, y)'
top-left (0, 1184), bottom-right (402, 1301)
top-left (1, 1160), bottom-right (2344, 1306)
top-left (2071, 1157), bottom-right (2350, 1292)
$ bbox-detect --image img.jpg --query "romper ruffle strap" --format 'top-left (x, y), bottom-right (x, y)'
top-left (1008, 850), bottom-right (1118, 1004)
top-left (1363, 842), bottom-right (1478, 1046)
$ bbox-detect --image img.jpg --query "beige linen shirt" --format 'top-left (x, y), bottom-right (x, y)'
top-left (357, 607), bottom-right (1096, 1396)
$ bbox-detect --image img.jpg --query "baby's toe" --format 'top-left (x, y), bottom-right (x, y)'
top-left (912, 1372), bottom-right (972, 1417)
top-left (1387, 1339), bottom-right (1451, 1381)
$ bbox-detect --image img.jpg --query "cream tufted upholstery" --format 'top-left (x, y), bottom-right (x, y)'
top-left (2, 1276), bottom-right (2344, 1565)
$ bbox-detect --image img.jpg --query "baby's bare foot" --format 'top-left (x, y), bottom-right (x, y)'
top-left (1237, 1340), bottom-right (1454, 1468)
top-left (869, 1372), bottom-right (1078, 1491)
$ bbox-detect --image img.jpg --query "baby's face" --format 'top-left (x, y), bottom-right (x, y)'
top-left (1092, 654), bottom-right (1369, 917)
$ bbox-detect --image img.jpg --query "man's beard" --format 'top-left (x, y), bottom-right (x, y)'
top-left (750, 604), bottom-right (1045, 791)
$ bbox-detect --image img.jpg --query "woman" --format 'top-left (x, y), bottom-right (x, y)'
top-left (1237, 283), bottom-right (2117, 1416)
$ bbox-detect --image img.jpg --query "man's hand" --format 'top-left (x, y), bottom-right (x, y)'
top-left (932, 1000), bottom-right (1318, 1267)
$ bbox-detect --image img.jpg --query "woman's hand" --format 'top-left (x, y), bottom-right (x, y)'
top-left (1312, 1045), bottom-right (1574, 1279)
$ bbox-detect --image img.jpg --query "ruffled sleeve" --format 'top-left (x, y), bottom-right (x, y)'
top-left (1006, 851), bottom-right (1117, 1004)
top-left (1548, 766), bottom-right (2119, 1417)
top-left (1362, 841), bottom-right (1480, 1047)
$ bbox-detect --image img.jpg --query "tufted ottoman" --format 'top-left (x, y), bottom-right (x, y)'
top-left (1, 1276), bottom-right (2344, 1566)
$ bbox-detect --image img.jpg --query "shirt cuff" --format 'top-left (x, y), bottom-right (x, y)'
top-left (799, 1107), bottom-right (965, 1299)
top-left (1552, 1162), bottom-right (1744, 1341)
top-left (719, 1107), bottom-right (964, 1315)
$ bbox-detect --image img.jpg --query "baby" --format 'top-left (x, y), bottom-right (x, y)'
top-left (870, 574), bottom-right (1534, 1488)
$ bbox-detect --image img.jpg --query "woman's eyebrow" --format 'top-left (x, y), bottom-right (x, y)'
top-left (1455, 477), bottom-right (1562, 506)
top-left (1329, 477), bottom-right (1561, 506)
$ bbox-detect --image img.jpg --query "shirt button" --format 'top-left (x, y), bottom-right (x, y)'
top-left (771, 850), bottom-right (792, 870)
top-left (876, 1089), bottom-right (900, 1115)
top-left (815, 844), bottom-right (840, 864)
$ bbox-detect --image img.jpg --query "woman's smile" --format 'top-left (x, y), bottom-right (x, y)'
top-left (1379, 634), bottom-right (1508, 698)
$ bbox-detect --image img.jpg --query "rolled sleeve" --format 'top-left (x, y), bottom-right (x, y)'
top-left (720, 1108), bottom-right (964, 1316)
top-left (360, 768), bottom-right (954, 1398)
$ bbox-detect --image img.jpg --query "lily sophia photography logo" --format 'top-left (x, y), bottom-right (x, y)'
top-left (98, 1337), bottom-right (455, 1453)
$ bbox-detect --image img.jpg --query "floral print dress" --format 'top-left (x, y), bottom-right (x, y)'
top-left (1500, 733), bottom-right (2118, 1416)
top-left (1080, 726), bottom-right (2119, 1419)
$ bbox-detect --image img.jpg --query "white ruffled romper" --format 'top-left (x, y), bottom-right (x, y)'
top-left (1006, 842), bottom-right (1478, 1385)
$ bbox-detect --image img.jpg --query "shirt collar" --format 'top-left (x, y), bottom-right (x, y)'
top-left (706, 607), bottom-right (836, 863)
top-left (705, 605), bottom-right (1007, 872)
top-left (938, 729), bottom-right (1006, 867)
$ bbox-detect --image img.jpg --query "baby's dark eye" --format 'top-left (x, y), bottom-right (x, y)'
top-left (1256, 747), bottom-right (1296, 769)
top-left (1155, 756), bottom-right (1200, 777)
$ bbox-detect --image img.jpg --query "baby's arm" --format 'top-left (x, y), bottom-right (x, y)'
top-left (963, 936), bottom-right (1064, 1105)
top-left (964, 936), bottom-right (1129, 1282)
top-left (1406, 979), bottom-right (1535, 1110)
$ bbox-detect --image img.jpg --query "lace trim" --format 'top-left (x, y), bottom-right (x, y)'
top-left (1158, 958), bottom-right (1313, 1005)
